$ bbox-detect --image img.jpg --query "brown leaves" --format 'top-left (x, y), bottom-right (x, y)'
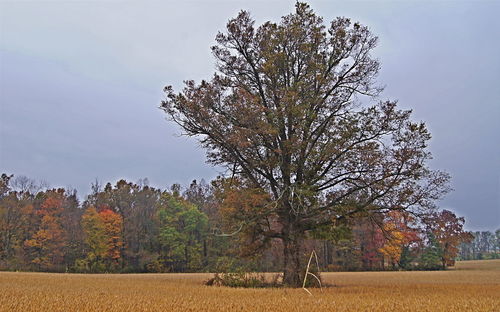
top-left (424, 210), bottom-right (473, 267)
top-left (161, 2), bottom-right (451, 283)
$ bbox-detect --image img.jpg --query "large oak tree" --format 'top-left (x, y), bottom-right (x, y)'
top-left (161, 2), bottom-right (450, 286)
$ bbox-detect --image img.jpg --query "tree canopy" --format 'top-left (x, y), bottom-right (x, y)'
top-left (161, 2), bottom-right (451, 286)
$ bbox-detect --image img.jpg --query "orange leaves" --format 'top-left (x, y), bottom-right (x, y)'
top-left (24, 192), bottom-right (66, 269)
top-left (98, 208), bottom-right (123, 261)
top-left (214, 178), bottom-right (271, 223)
top-left (81, 207), bottom-right (123, 271)
top-left (378, 211), bottom-right (421, 267)
top-left (212, 177), bottom-right (275, 257)
top-left (38, 196), bottom-right (63, 216)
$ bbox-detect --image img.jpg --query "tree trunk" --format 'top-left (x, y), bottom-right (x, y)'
top-left (282, 235), bottom-right (303, 287)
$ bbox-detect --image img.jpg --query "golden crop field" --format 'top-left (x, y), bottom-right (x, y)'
top-left (1, 260), bottom-right (499, 312)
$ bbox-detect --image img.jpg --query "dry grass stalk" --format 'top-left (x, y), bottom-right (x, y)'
top-left (302, 249), bottom-right (323, 295)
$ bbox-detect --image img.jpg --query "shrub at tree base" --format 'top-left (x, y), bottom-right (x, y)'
top-left (205, 270), bottom-right (323, 288)
top-left (205, 272), bottom-right (271, 288)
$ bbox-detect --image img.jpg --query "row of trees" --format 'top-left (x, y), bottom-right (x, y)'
top-left (1, 173), bottom-right (480, 273)
top-left (307, 209), bottom-right (478, 271)
top-left (459, 230), bottom-right (500, 260)
top-left (0, 174), bottom-right (213, 273)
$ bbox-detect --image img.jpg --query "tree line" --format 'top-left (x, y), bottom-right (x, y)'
top-left (459, 230), bottom-right (500, 261)
top-left (1, 173), bottom-right (488, 273)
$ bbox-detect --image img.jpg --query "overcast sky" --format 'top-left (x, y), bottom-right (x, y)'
top-left (0, 0), bottom-right (498, 231)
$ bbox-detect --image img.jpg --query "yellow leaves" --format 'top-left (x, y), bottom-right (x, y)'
top-left (23, 239), bottom-right (40, 249)
top-left (378, 222), bottom-right (406, 265)
top-left (81, 207), bottom-right (124, 267)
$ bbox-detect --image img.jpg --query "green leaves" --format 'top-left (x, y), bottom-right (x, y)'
top-left (157, 194), bottom-right (208, 271)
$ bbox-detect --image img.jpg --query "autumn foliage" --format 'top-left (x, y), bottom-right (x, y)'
top-left (161, 1), bottom-right (452, 286)
top-left (24, 191), bottom-right (66, 270)
top-left (0, 174), bottom-right (491, 275)
top-left (378, 212), bottom-right (421, 268)
top-left (79, 206), bottom-right (123, 272)
top-left (423, 210), bottom-right (474, 268)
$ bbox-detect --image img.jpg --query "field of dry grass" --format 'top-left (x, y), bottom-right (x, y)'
top-left (1, 260), bottom-right (499, 311)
